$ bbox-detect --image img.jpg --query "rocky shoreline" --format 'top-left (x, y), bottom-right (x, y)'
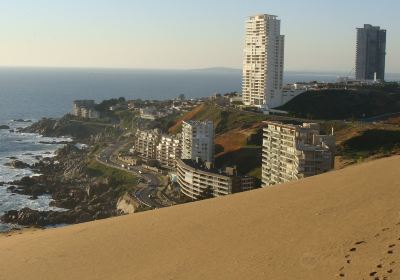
top-left (1, 118), bottom-right (135, 229)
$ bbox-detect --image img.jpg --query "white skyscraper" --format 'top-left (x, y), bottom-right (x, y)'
top-left (181, 121), bottom-right (214, 163)
top-left (242, 14), bottom-right (285, 109)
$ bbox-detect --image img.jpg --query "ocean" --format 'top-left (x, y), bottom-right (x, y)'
top-left (1, 67), bottom-right (399, 122)
top-left (0, 67), bottom-right (399, 232)
top-left (0, 121), bottom-right (69, 232)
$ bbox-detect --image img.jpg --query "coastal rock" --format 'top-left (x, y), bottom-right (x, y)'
top-left (13, 119), bottom-right (31, 123)
top-left (1, 208), bottom-right (41, 226)
top-left (0, 125), bottom-right (10, 130)
top-left (7, 185), bottom-right (17, 191)
top-left (4, 160), bottom-right (31, 169)
top-left (7, 156), bottom-right (18, 160)
top-left (117, 193), bottom-right (139, 214)
top-left (39, 141), bottom-right (71, 145)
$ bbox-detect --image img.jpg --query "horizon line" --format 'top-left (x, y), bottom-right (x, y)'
top-left (0, 65), bottom-right (399, 75)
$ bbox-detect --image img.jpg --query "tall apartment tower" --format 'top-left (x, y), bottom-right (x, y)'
top-left (262, 122), bottom-right (335, 187)
top-left (242, 14), bottom-right (285, 109)
top-left (156, 135), bottom-right (182, 169)
top-left (355, 24), bottom-right (387, 81)
top-left (181, 121), bottom-right (214, 163)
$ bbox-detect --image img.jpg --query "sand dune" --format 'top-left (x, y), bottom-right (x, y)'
top-left (1, 156), bottom-right (400, 280)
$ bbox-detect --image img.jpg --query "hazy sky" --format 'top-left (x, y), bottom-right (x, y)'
top-left (0, 0), bottom-right (399, 72)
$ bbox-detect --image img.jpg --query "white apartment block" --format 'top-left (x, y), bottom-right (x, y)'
top-left (177, 159), bottom-right (256, 200)
top-left (156, 135), bottom-right (182, 169)
top-left (181, 121), bottom-right (214, 163)
top-left (242, 14), bottom-right (285, 109)
top-left (262, 122), bottom-right (335, 187)
top-left (72, 100), bottom-right (99, 119)
top-left (133, 129), bottom-right (160, 160)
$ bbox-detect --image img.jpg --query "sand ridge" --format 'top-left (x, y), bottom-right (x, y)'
top-left (0, 156), bottom-right (399, 280)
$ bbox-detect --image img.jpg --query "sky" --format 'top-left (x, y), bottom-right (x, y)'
top-left (0, 0), bottom-right (399, 72)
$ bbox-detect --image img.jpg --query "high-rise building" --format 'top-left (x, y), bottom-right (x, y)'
top-left (133, 129), bottom-right (160, 160)
top-left (181, 121), bottom-right (214, 163)
top-left (156, 134), bottom-right (182, 169)
top-left (242, 14), bottom-right (285, 109)
top-left (262, 122), bottom-right (335, 187)
top-left (355, 24), bottom-right (387, 81)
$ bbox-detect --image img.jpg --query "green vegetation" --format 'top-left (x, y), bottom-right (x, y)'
top-left (95, 97), bottom-right (126, 112)
top-left (278, 89), bottom-right (400, 120)
top-left (115, 110), bottom-right (140, 130)
top-left (247, 167), bottom-right (262, 180)
top-left (86, 159), bottom-right (138, 193)
top-left (167, 102), bottom-right (266, 179)
top-left (168, 103), bottom-right (266, 134)
top-left (215, 146), bottom-right (262, 178)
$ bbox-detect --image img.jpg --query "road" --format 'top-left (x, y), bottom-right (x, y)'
top-left (96, 143), bottom-right (165, 209)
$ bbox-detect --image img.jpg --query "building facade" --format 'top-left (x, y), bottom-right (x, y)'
top-left (355, 24), bottom-right (387, 81)
top-left (177, 159), bottom-right (256, 200)
top-left (133, 129), bottom-right (160, 160)
top-left (156, 135), bottom-right (182, 169)
top-left (242, 14), bottom-right (285, 109)
top-left (262, 122), bottom-right (335, 187)
top-left (181, 121), bottom-right (214, 163)
top-left (72, 100), bottom-right (99, 119)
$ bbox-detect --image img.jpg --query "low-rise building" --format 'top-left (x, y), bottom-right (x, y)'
top-left (156, 135), bottom-right (182, 169)
top-left (139, 106), bottom-right (167, 120)
top-left (262, 121), bottom-right (335, 187)
top-left (133, 129), bottom-right (160, 160)
top-left (177, 159), bottom-right (256, 200)
top-left (118, 154), bottom-right (142, 166)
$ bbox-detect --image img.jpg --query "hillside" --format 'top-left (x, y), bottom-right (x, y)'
top-left (168, 103), bottom-right (266, 178)
top-left (168, 102), bottom-right (266, 135)
top-left (1, 156), bottom-right (400, 280)
top-left (331, 121), bottom-right (400, 168)
top-left (168, 103), bottom-right (400, 178)
top-left (279, 89), bottom-right (400, 120)
top-left (22, 115), bottom-right (118, 142)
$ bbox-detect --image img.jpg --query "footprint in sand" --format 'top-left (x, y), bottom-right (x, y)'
top-left (355, 241), bottom-right (366, 245)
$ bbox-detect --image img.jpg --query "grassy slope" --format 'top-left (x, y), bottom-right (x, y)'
top-left (85, 146), bottom-right (139, 194)
top-left (167, 103), bottom-right (266, 179)
top-left (279, 89), bottom-right (400, 120)
top-left (169, 102), bottom-right (400, 177)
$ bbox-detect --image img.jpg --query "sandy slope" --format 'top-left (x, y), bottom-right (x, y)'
top-left (1, 156), bottom-right (400, 280)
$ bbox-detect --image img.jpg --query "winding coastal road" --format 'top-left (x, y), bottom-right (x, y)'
top-left (96, 143), bottom-right (165, 209)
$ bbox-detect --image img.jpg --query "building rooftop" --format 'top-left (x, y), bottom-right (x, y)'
top-left (179, 158), bottom-right (233, 177)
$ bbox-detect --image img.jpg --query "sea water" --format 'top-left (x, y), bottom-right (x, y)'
top-left (0, 121), bottom-right (69, 232)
